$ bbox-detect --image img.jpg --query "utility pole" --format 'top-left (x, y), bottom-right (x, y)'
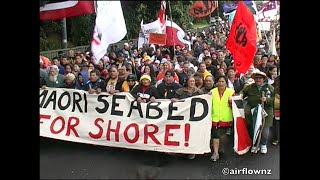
top-left (62, 18), bottom-right (67, 49)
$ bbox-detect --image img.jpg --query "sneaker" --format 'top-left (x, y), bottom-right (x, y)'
top-left (187, 154), bottom-right (195, 160)
top-left (210, 153), bottom-right (219, 162)
top-left (251, 146), bottom-right (260, 153)
top-left (261, 145), bottom-right (267, 154)
top-left (272, 140), bottom-right (279, 146)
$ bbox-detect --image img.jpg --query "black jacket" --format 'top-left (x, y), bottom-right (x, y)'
top-left (130, 84), bottom-right (159, 102)
top-left (157, 82), bottom-right (183, 99)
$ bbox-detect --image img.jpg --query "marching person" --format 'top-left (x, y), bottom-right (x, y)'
top-left (172, 75), bottom-right (204, 160)
top-left (210, 75), bottom-right (234, 162)
top-left (240, 71), bottom-right (275, 154)
top-left (130, 74), bottom-right (159, 103)
top-left (126, 74), bottom-right (139, 92)
top-left (84, 69), bottom-right (106, 94)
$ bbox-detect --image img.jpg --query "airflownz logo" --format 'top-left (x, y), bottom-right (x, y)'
top-left (222, 168), bottom-right (272, 175)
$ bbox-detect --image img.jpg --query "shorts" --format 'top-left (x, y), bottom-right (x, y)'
top-left (211, 126), bottom-right (228, 139)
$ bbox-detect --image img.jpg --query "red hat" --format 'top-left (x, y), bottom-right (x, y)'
top-left (164, 54), bottom-right (170, 59)
top-left (101, 69), bottom-right (108, 76)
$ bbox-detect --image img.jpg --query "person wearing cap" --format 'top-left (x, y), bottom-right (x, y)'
top-left (126, 74), bottom-right (139, 92)
top-left (210, 75), bottom-right (235, 162)
top-left (100, 69), bottom-right (108, 81)
top-left (84, 69), bottom-right (106, 94)
top-left (140, 64), bottom-right (157, 86)
top-left (156, 58), bottom-right (179, 82)
top-left (42, 65), bottom-right (65, 88)
top-left (130, 74), bottom-right (159, 103)
top-left (240, 70), bottom-right (275, 154)
top-left (157, 70), bottom-right (182, 99)
top-left (40, 58), bottom-right (48, 87)
top-left (40, 55), bottom-right (51, 69)
top-left (61, 73), bottom-right (76, 89)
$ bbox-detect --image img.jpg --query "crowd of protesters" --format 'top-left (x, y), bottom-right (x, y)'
top-left (40, 17), bottom-right (280, 164)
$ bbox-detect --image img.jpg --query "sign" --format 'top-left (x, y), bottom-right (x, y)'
top-left (40, 88), bottom-right (212, 154)
top-left (149, 33), bottom-right (167, 45)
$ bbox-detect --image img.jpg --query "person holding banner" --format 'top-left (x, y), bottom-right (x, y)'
top-left (105, 66), bottom-right (130, 94)
top-left (240, 71), bottom-right (275, 154)
top-left (84, 69), bottom-right (106, 94)
top-left (126, 74), bottom-right (139, 92)
top-left (130, 74), bottom-right (159, 103)
top-left (210, 75), bottom-right (235, 162)
top-left (172, 75), bottom-right (204, 160)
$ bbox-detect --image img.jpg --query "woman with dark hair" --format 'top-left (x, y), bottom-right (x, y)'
top-left (226, 66), bottom-right (244, 95)
top-left (141, 64), bottom-right (157, 85)
top-left (266, 65), bottom-right (278, 85)
top-left (105, 66), bottom-right (129, 94)
top-left (172, 75), bottom-right (204, 160)
top-left (210, 75), bottom-right (234, 162)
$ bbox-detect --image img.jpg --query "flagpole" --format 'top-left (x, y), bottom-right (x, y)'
top-left (168, 0), bottom-right (175, 58)
top-left (62, 18), bottom-right (67, 49)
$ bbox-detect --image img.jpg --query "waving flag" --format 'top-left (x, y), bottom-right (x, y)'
top-left (223, 0), bottom-right (257, 15)
top-left (165, 20), bottom-right (191, 50)
top-left (232, 96), bottom-right (251, 155)
top-left (189, 1), bottom-right (218, 18)
top-left (137, 19), bottom-right (163, 48)
top-left (268, 28), bottom-right (278, 56)
top-left (226, 1), bottom-right (257, 74)
top-left (158, 1), bottom-right (166, 33)
top-left (40, 0), bottom-right (94, 20)
top-left (257, 1), bottom-right (279, 21)
top-left (91, 1), bottom-right (127, 64)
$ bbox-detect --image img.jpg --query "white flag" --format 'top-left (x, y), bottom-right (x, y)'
top-left (137, 19), bottom-right (162, 49)
top-left (251, 104), bottom-right (268, 146)
top-left (138, 20), bottom-right (147, 49)
top-left (91, 1), bottom-right (127, 64)
top-left (268, 28), bottom-right (278, 56)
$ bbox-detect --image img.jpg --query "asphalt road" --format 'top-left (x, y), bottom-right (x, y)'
top-left (40, 135), bottom-right (279, 179)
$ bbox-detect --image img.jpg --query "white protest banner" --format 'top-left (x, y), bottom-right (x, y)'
top-left (40, 88), bottom-right (212, 154)
top-left (138, 19), bottom-right (162, 48)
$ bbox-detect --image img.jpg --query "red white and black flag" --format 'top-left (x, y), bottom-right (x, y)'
top-left (40, 0), bottom-right (95, 20)
top-left (232, 96), bottom-right (251, 155)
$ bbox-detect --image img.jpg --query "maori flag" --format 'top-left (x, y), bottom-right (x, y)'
top-left (40, 0), bottom-right (94, 20)
top-left (232, 96), bottom-right (251, 155)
